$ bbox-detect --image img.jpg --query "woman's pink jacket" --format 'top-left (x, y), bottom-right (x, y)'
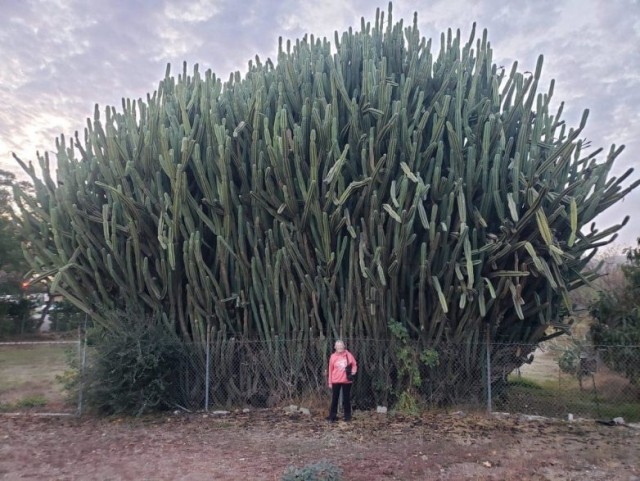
top-left (328, 350), bottom-right (358, 387)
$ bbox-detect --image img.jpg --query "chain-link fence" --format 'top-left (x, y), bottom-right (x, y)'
top-left (2, 336), bottom-right (639, 421)
top-left (499, 342), bottom-right (640, 420)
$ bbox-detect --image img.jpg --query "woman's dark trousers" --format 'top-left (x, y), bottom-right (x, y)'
top-left (329, 383), bottom-right (352, 420)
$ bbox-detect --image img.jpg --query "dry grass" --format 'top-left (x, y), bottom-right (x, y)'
top-left (0, 343), bottom-right (73, 409)
top-left (518, 346), bottom-right (561, 383)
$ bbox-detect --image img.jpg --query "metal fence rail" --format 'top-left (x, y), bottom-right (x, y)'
top-left (1, 338), bottom-right (638, 421)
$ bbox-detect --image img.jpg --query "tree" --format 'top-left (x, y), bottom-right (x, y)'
top-left (48, 299), bottom-right (86, 332)
top-left (0, 169), bottom-right (36, 336)
top-left (12, 5), bottom-right (640, 405)
top-left (0, 170), bottom-right (29, 291)
top-left (590, 239), bottom-right (640, 384)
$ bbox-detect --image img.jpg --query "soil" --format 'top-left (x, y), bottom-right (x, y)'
top-left (1, 409), bottom-right (638, 481)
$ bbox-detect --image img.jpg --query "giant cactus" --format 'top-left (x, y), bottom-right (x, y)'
top-left (13, 5), bottom-right (639, 405)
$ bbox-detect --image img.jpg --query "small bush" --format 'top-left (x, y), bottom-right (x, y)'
top-left (16, 395), bottom-right (48, 408)
top-left (556, 339), bottom-right (594, 377)
top-left (281, 460), bottom-right (343, 481)
top-left (56, 360), bottom-right (81, 404)
top-left (395, 390), bottom-right (420, 415)
top-left (81, 320), bottom-right (188, 416)
top-left (0, 395), bottom-right (48, 411)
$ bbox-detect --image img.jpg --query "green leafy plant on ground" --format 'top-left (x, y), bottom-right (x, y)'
top-left (281, 460), bottom-right (343, 481)
top-left (15, 394), bottom-right (48, 408)
top-left (389, 319), bottom-right (440, 413)
top-left (0, 395), bottom-right (48, 412)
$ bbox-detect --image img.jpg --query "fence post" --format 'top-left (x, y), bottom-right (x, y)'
top-left (205, 323), bottom-right (211, 412)
top-left (485, 328), bottom-right (492, 414)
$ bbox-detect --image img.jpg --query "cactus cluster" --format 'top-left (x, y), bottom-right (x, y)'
top-left (13, 6), bottom-right (638, 402)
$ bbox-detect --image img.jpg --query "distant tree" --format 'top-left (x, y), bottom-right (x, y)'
top-left (48, 299), bottom-right (86, 332)
top-left (569, 246), bottom-right (626, 310)
top-left (0, 297), bottom-right (36, 338)
top-left (0, 169), bottom-right (32, 290)
top-left (0, 171), bottom-right (25, 288)
top-left (0, 169), bottom-right (36, 337)
top-left (590, 238), bottom-right (640, 384)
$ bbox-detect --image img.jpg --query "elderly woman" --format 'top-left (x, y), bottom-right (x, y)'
top-left (326, 340), bottom-right (358, 422)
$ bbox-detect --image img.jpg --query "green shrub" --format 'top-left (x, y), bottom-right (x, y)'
top-left (0, 395), bottom-right (48, 411)
top-left (82, 321), bottom-right (188, 415)
top-left (15, 395), bottom-right (48, 408)
top-left (558, 348), bottom-right (580, 375)
top-left (281, 460), bottom-right (343, 481)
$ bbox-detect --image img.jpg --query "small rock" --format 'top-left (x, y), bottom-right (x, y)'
top-left (283, 404), bottom-right (298, 414)
top-left (613, 417), bottom-right (625, 425)
top-left (482, 461), bottom-right (492, 468)
top-left (376, 406), bottom-right (388, 414)
top-left (568, 413), bottom-right (574, 422)
top-left (202, 414), bottom-right (208, 419)
top-left (299, 407), bottom-right (311, 416)
top-left (211, 410), bottom-right (229, 416)
top-left (520, 414), bottom-right (550, 422)
top-left (491, 412), bottom-right (511, 419)
top-left (242, 408), bottom-right (251, 413)
top-left (452, 410), bottom-right (465, 417)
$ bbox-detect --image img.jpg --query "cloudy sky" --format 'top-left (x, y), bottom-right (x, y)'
top-left (1, 0), bottom-right (639, 247)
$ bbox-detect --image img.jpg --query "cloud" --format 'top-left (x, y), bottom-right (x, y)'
top-left (164, 0), bottom-right (221, 23)
top-left (154, 0), bottom-right (224, 59)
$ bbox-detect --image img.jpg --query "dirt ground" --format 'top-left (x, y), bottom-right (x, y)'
top-left (1, 409), bottom-right (638, 481)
